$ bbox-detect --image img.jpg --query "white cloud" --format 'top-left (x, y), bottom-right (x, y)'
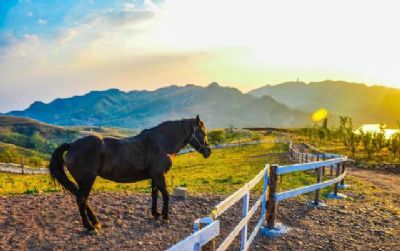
top-left (143, 0), bottom-right (159, 10)
top-left (123, 3), bottom-right (136, 12)
top-left (27, 11), bottom-right (32, 16)
top-left (37, 18), bottom-right (47, 25)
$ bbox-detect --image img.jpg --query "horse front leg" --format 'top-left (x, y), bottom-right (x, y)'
top-left (151, 179), bottom-right (161, 219)
top-left (152, 174), bottom-right (169, 221)
top-left (159, 175), bottom-right (169, 221)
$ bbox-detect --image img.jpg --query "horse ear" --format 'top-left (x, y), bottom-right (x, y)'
top-left (195, 115), bottom-right (200, 125)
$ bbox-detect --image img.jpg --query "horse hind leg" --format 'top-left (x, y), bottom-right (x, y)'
top-left (86, 204), bottom-right (101, 229)
top-left (76, 177), bottom-right (98, 233)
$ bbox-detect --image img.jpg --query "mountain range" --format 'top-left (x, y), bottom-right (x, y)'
top-left (6, 80), bottom-right (400, 129)
top-left (7, 83), bottom-right (308, 129)
top-left (249, 80), bottom-right (400, 127)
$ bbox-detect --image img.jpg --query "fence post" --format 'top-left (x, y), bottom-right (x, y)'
top-left (330, 164), bottom-right (333, 177)
top-left (261, 166), bottom-right (269, 220)
top-left (327, 163), bottom-right (347, 199)
top-left (339, 161), bottom-right (348, 188)
top-left (196, 217), bottom-right (216, 251)
top-left (266, 164), bottom-right (278, 229)
top-left (240, 192), bottom-right (249, 251)
top-left (194, 219), bottom-right (200, 251)
top-left (261, 164), bottom-right (289, 237)
top-left (314, 166), bottom-right (322, 206)
top-left (333, 163), bottom-right (341, 196)
top-left (20, 157), bottom-right (24, 174)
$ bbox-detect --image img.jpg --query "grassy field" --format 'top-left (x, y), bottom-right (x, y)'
top-left (0, 137), bottom-right (325, 195)
top-left (291, 133), bottom-right (398, 164)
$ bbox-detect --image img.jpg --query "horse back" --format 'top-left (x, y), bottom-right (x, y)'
top-left (97, 136), bottom-right (149, 182)
top-left (64, 135), bottom-right (104, 183)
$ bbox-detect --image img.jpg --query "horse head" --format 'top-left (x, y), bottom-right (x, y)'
top-left (188, 115), bottom-right (211, 158)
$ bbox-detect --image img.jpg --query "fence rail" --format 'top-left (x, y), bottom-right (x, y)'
top-left (275, 171), bottom-right (346, 202)
top-left (168, 140), bottom-right (349, 251)
top-left (0, 162), bottom-right (48, 174)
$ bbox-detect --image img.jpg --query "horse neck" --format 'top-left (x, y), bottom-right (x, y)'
top-left (156, 121), bottom-right (192, 154)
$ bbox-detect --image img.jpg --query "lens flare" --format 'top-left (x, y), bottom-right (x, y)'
top-left (312, 108), bottom-right (328, 122)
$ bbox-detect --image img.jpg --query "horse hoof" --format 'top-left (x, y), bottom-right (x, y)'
top-left (86, 229), bottom-right (99, 235)
top-left (161, 218), bottom-right (170, 224)
top-left (95, 223), bottom-right (102, 230)
top-left (152, 219), bottom-right (161, 226)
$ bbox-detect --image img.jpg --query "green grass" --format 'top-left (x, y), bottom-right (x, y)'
top-left (0, 141), bottom-right (49, 167)
top-left (0, 140), bottom-right (287, 195)
top-left (0, 138), bottom-right (339, 196)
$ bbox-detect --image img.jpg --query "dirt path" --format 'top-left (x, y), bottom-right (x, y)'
top-left (349, 168), bottom-right (400, 193)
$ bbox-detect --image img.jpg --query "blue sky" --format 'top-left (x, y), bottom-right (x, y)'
top-left (0, 0), bottom-right (158, 43)
top-left (1, 0), bottom-right (400, 112)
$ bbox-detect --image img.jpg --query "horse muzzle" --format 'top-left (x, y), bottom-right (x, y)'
top-left (202, 146), bottom-right (212, 158)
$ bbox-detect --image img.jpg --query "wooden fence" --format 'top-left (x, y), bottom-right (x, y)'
top-left (0, 162), bottom-right (48, 174)
top-left (167, 141), bottom-right (349, 250)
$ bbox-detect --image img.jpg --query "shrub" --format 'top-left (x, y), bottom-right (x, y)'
top-left (207, 131), bottom-right (225, 144)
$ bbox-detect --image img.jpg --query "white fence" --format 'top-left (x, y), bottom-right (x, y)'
top-left (0, 162), bottom-right (48, 174)
top-left (168, 141), bottom-right (349, 250)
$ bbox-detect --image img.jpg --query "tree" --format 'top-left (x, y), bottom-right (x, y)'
top-left (347, 131), bottom-right (359, 157)
top-left (371, 130), bottom-right (386, 155)
top-left (388, 133), bottom-right (400, 160)
top-left (360, 129), bottom-right (374, 159)
top-left (322, 118), bottom-right (328, 129)
top-left (317, 128), bottom-right (326, 144)
top-left (339, 116), bottom-right (351, 146)
top-left (207, 131), bottom-right (225, 144)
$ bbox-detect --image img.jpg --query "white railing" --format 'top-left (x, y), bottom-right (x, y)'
top-left (168, 165), bottom-right (269, 251)
top-left (168, 140), bottom-right (349, 250)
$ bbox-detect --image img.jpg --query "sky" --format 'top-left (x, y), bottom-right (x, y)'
top-left (1, 0), bottom-right (400, 112)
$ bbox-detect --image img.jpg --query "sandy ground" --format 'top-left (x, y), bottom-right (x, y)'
top-left (0, 168), bottom-right (399, 251)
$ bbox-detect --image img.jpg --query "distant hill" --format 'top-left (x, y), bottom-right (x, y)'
top-left (249, 80), bottom-right (400, 127)
top-left (0, 115), bottom-right (80, 155)
top-left (8, 83), bottom-right (309, 128)
top-left (0, 115), bottom-right (138, 165)
top-left (0, 115), bottom-right (79, 143)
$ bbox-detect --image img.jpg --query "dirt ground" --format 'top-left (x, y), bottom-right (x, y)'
top-left (0, 166), bottom-right (399, 251)
top-left (251, 167), bottom-right (400, 251)
top-left (0, 143), bottom-right (399, 250)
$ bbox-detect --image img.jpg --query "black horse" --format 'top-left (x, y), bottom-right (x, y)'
top-left (49, 116), bottom-right (211, 233)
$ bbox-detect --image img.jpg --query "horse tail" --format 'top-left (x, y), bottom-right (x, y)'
top-left (49, 143), bottom-right (80, 196)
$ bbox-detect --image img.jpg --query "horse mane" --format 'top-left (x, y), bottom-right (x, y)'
top-left (137, 118), bottom-right (194, 137)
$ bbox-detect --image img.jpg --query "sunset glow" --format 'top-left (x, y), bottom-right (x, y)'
top-left (355, 124), bottom-right (400, 139)
top-left (1, 0), bottom-right (400, 112)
